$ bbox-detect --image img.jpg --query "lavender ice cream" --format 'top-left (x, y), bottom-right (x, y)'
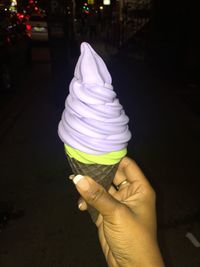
top-left (58, 42), bottom-right (131, 157)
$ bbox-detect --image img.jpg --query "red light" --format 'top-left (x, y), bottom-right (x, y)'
top-left (17, 13), bottom-right (24, 19)
top-left (26, 24), bottom-right (31, 31)
top-left (34, 6), bottom-right (38, 11)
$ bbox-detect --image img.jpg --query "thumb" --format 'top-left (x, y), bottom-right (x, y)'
top-left (73, 175), bottom-right (119, 218)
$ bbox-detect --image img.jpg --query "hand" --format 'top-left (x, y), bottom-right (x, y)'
top-left (72, 157), bottom-right (165, 267)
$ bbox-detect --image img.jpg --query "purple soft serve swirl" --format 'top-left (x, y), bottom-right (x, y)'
top-left (58, 42), bottom-right (131, 154)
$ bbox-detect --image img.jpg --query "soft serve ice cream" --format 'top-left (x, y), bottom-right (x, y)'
top-left (58, 42), bottom-right (131, 165)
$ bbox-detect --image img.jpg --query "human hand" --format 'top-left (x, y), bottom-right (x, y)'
top-left (72, 157), bottom-right (165, 267)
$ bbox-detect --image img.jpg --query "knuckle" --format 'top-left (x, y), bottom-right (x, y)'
top-left (89, 187), bottom-right (105, 204)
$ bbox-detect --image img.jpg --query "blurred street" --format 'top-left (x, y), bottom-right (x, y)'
top-left (0, 35), bottom-right (200, 267)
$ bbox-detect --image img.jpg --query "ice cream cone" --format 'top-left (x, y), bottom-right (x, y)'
top-left (58, 42), bottom-right (132, 224)
top-left (67, 155), bottom-right (119, 222)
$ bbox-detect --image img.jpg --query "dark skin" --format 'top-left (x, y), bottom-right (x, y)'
top-left (73, 157), bottom-right (165, 267)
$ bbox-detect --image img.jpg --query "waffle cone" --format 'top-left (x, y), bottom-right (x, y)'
top-left (67, 156), bottom-right (119, 222)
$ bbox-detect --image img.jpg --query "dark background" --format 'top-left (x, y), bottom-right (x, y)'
top-left (0, 0), bottom-right (199, 266)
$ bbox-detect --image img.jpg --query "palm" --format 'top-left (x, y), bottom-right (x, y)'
top-left (97, 218), bottom-right (119, 267)
top-left (96, 182), bottom-right (143, 267)
top-left (76, 157), bottom-right (159, 267)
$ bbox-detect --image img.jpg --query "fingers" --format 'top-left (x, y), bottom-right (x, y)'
top-left (78, 184), bottom-right (122, 212)
top-left (108, 184), bottom-right (117, 195)
top-left (78, 197), bottom-right (87, 211)
top-left (73, 175), bottom-right (120, 218)
top-left (117, 158), bottom-right (156, 210)
top-left (112, 168), bottom-right (127, 187)
top-left (117, 157), bottom-right (151, 185)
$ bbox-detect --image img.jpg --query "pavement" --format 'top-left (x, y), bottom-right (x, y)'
top-left (0, 37), bottom-right (200, 267)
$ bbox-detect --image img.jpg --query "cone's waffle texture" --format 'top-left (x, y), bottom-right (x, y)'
top-left (67, 156), bottom-right (119, 222)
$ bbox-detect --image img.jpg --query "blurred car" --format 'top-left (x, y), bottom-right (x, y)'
top-left (26, 14), bottom-right (48, 42)
top-left (0, 10), bottom-right (29, 91)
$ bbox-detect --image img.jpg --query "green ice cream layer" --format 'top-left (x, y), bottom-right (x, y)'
top-left (64, 144), bottom-right (127, 165)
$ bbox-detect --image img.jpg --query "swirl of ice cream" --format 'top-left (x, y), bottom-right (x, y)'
top-left (58, 42), bottom-right (131, 155)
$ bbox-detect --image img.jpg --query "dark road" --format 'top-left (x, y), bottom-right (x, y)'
top-left (0, 42), bottom-right (200, 267)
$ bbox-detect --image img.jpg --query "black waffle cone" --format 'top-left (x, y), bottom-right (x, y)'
top-left (67, 156), bottom-right (119, 222)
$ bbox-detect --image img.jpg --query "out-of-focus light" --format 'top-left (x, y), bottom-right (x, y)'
top-left (17, 13), bottom-right (25, 19)
top-left (99, 6), bottom-right (103, 10)
top-left (6, 37), bottom-right (11, 43)
top-left (103, 0), bottom-right (110, 5)
top-left (88, 0), bottom-right (94, 4)
top-left (8, 25), bottom-right (14, 29)
top-left (83, 3), bottom-right (90, 14)
top-left (11, 0), bottom-right (17, 7)
top-left (5, 8), bottom-right (7, 11)
top-left (34, 6), bottom-right (38, 11)
top-left (27, 32), bottom-right (31, 38)
top-left (26, 24), bottom-right (31, 31)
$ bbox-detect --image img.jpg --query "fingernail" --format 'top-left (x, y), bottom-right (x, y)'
top-left (73, 174), bottom-right (84, 184)
top-left (73, 175), bottom-right (90, 191)
top-left (69, 174), bottom-right (75, 180)
top-left (78, 202), bottom-right (83, 209)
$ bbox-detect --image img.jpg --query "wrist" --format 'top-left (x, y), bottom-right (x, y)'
top-left (135, 244), bottom-right (165, 267)
top-left (123, 240), bottom-right (165, 267)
